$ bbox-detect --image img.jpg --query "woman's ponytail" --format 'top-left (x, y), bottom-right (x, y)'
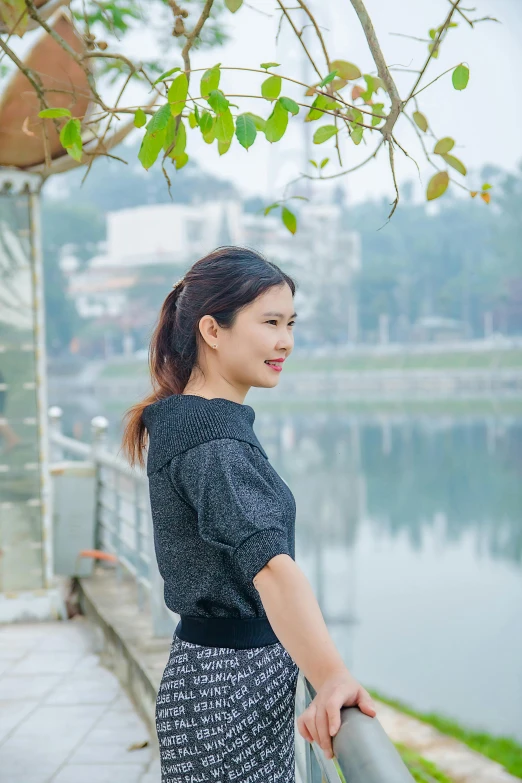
top-left (121, 281), bottom-right (189, 468)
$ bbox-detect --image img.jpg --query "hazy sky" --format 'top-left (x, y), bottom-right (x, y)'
top-left (118, 0), bottom-right (522, 203)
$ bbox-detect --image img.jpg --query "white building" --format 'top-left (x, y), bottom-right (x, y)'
top-left (63, 198), bottom-right (361, 343)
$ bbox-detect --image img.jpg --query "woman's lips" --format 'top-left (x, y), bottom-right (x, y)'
top-left (265, 361), bottom-right (283, 372)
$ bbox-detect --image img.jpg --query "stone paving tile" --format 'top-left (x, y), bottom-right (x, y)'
top-left (10, 651), bottom-right (85, 675)
top-left (0, 620), bottom-right (154, 783)
top-left (0, 673), bottom-right (63, 700)
top-left (139, 757), bottom-right (161, 783)
top-left (0, 699), bottom-right (39, 743)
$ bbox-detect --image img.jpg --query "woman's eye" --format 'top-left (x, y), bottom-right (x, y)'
top-left (267, 320), bottom-right (295, 326)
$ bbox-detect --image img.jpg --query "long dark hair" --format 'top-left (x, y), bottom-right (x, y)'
top-left (121, 245), bottom-right (296, 467)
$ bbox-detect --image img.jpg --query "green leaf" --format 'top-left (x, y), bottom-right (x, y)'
top-left (215, 108), bottom-right (235, 144)
top-left (163, 115), bottom-right (176, 152)
top-left (166, 119), bottom-right (186, 157)
top-left (260, 62), bottom-right (280, 69)
top-left (188, 112), bottom-right (198, 129)
top-left (201, 67), bottom-right (220, 98)
top-left (59, 118), bottom-right (81, 149)
top-left (320, 158), bottom-right (329, 169)
top-left (427, 171), bottom-right (449, 201)
top-left (235, 113), bottom-right (257, 149)
top-left (225, 0), bottom-right (243, 10)
top-left (199, 111), bottom-right (213, 135)
top-left (138, 131), bottom-right (165, 169)
top-left (346, 107), bottom-right (363, 126)
top-left (371, 104), bottom-right (384, 127)
top-left (329, 60), bottom-right (361, 80)
top-left (218, 138), bottom-right (232, 155)
top-left (279, 96), bottom-right (299, 116)
top-left (168, 73), bottom-right (188, 116)
top-left (413, 111), bottom-right (428, 132)
top-left (309, 160), bottom-right (318, 168)
top-left (434, 137), bottom-right (455, 154)
top-left (281, 206), bottom-right (297, 235)
top-left (305, 94), bottom-right (336, 122)
top-left (441, 153), bottom-right (466, 176)
top-left (66, 141), bottom-right (83, 162)
top-left (38, 107), bottom-right (72, 119)
top-left (147, 103), bottom-right (172, 134)
top-left (264, 202), bottom-right (280, 215)
top-left (313, 125), bottom-right (338, 144)
top-left (428, 42), bottom-right (439, 59)
top-left (361, 74), bottom-right (375, 101)
top-left (133, 108), bottom-right (147, 128)
top-left (318, 70), bottom-right (338, 88)
top-left (262, 75), bottom-right (282, 101)
top-left (350, 125), bottom-right (364, 145)
top-left (265, 100), bottom-right (288, 142)
top-left (174, 152), bottom-right (189, 170)
top-left (482, 183), bottom-right (492, 190)
top-left (207, 89), bottom-right (229, 113)
top-left (153, 67), bottom-right (180, 85)
top-left (244, 112), bottom-right (266, 132)
top-left (202, 116), bottom-right (216, 144)
top-left (452, 64), bottom-right (469, 90)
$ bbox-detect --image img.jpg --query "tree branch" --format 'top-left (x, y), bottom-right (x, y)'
top-left (348, 0), bottom-right (402, 137)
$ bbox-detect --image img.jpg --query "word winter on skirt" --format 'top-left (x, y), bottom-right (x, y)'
top-left (156, 634), bottom-right (300, 783)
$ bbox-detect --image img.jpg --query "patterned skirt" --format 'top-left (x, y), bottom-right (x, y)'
top-left (156, 633), bottom-right (300, 783)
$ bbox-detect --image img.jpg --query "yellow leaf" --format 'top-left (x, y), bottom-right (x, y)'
top-left (426, 171), bottom-right (449, 201)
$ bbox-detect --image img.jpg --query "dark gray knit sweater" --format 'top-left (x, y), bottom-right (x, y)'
top-left (142, 394), bottom-right (296, 619)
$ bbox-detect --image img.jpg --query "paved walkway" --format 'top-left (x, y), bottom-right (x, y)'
top-left (0, 618), bottom-right (160, 783)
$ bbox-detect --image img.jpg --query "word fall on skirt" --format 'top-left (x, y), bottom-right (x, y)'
top-left (156, 634), bottom-right (300, 783)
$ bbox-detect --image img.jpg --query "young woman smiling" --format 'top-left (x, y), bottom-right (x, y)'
top-left (122, 246), bottom-right (375, 783)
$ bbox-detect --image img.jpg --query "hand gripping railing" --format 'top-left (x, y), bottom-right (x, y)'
top-left (295, 675), bottom-right (415, 783)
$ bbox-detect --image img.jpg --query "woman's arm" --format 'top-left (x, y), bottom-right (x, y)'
top-left (253, 553), bottom-right (376, 759)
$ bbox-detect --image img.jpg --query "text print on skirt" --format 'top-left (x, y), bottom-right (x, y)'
top-left (156, 634), bottom-right (300, 783)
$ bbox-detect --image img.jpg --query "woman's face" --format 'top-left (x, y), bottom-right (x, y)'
top-left (200, 282), bottom-right (296, 391)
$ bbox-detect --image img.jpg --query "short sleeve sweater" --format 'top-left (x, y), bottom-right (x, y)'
top-left (142, 394), bottom-right (296, 619)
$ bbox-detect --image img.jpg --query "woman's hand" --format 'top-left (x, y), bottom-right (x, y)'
top-left (296, 668), bottom-right (377, 760)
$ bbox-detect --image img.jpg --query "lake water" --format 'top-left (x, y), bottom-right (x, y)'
top-left (56, 393), bottom-right (522, 742)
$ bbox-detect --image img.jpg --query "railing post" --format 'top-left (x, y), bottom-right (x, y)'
top-left (48, 406), bottom-right (64, 462)
top-left (90, 415), bottom-right (109, 554)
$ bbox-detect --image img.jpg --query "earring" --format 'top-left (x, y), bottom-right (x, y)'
top-left (213, 344), bottom-right (217, 348)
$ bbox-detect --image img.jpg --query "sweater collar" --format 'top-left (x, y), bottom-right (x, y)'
top-left (142, 393), bottom-right (268, 476)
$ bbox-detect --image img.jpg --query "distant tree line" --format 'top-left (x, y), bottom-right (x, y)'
top-left (42, 155), bottom-right (522, 355)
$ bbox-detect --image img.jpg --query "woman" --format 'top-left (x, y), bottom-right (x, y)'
top-left (122, 246), bottom-right (376, 782)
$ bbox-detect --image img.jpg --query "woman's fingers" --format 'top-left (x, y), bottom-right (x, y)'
top-left (357, 687), bottom-right (377, 717)
top-left (315, 705), bottom-right (334, 758)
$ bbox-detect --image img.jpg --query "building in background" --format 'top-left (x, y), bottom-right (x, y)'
top-left (60, 198), bottom-right (362, 354)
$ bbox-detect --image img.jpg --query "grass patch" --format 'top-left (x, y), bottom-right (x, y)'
top-left (395, 743), bottom-right (454, 783)
top-left (370, 689), bottom-right (522, 779)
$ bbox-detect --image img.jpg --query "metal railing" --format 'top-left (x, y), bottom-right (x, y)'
top-left (48, 406), bottom-right (175, 637)
top-left (48, 406), bottom-right (414, 783)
